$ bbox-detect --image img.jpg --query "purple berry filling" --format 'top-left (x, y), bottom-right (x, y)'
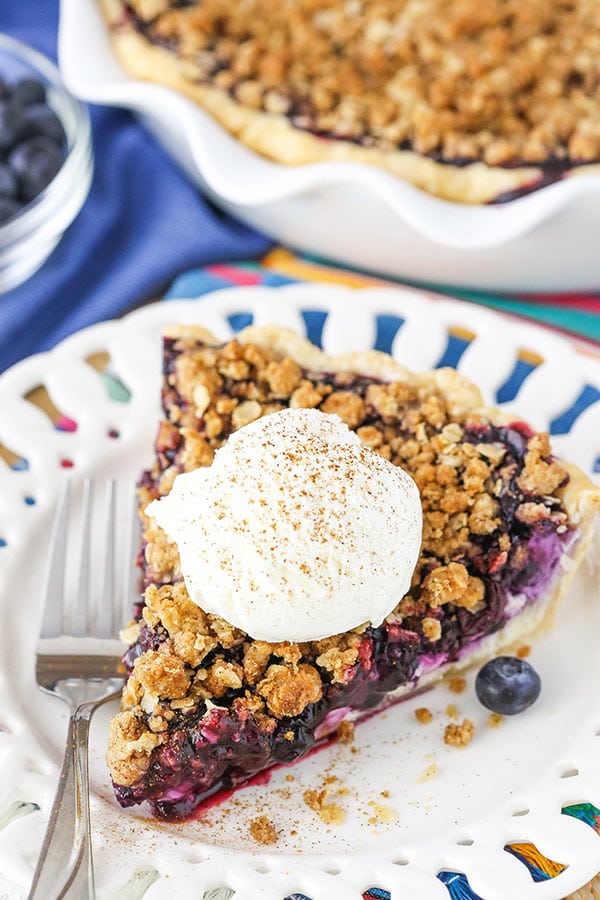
top-left (115, 626), bottom-right (424, 818)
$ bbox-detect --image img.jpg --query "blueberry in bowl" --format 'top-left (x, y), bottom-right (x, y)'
top-left (0, 78), bottom-right (66, 214)
top-left (0, 34), bottom-right (93, 293)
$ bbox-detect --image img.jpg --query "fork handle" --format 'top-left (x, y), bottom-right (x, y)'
top-left (28, 704), bottom-right (95, 900)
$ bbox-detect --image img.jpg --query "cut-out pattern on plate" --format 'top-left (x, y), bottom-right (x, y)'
top-left (495, 353), bottom-right (540, 404)
top-left (0, 800), bottom-right (39, 832)
top-left (435, 328), bottom-right (474, 370)
top-left (504, 842), bottom-right (568, 883)
top-left (111, 868), bottom-right (161, 900)
top-left (87, 351), bottom-right (133, 403)
top-left (550, 385), bottom-right (600, 436)
top-left (25, 385), bottom-right (78, 432)
top-left (438, 871), bottom-right (484, 900)
top-left (563, 803), bottom-right (600, 835)
top-left (227, 311), bottom-right (254, 333)
top-left (374, 315), bottom-right (404, 354)
top-left (0, 439), bottom-right (28, 471)
top-left (300, 309), bottom-right (328, 348)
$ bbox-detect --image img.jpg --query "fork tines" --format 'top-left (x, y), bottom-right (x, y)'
top-left (38, 478), bottom-right (138, 653)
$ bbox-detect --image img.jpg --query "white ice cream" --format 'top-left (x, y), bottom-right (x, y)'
top-left (146, 407), bottom-right (422, 642)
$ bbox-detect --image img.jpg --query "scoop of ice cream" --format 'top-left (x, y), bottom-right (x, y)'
top-left (146, 407), bottom-right (422, 642)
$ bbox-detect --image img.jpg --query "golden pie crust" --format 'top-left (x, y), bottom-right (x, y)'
top-left (99, 0), bottom-right (600, 203)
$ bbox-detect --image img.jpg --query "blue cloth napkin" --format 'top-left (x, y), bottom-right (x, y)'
top-left (0, 1), bottom-right (273, 374)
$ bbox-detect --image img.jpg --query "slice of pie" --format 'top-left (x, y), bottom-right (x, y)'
top-left (99, 0), bottom-right (600, 203)
top-left (107, 324), bottom-right (600, 819)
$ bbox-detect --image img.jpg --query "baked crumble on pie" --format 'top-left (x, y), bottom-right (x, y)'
top-left (107, 324), bottom-right (600, 819)
top-left (99, 0), bottom-right (600, 202)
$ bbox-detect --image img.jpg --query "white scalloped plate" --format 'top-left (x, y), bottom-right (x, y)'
top-left (1, 285), bottom-right (600, 900)
top-left (57, 0), bottom-right (600, 292)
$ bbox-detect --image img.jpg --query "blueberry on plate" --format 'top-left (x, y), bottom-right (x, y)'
top-left (475, 656), bottom-right (541, 715)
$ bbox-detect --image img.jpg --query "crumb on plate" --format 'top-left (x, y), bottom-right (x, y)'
top-left (249, 815), bottom-right (278, 845)
top-left (418, 762), bottom-right (439, 783)
top-left (444, 718), bottom-right (475, 748)
top-left (303, 788), bottom-right (346, 825)
top-left (447, 676), bottom-right (467, 694)
top-left (337, 719), bottom-right (355, 744)
top-left (367, 801), bottom-right (399, 825)
top-left (446, 703), bottom-right (459, 720)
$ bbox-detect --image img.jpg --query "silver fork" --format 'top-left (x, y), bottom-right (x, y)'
top-left (28, 478), bottom-right (136, 900)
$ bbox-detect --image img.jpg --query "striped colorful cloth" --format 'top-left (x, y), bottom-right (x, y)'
top-left (167, 247), bottom-right (600, 348)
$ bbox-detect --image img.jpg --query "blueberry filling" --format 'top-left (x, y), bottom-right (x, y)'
top-left (115, 627), bottom-right (424, 818)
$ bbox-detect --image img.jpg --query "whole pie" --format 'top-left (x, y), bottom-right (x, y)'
top-left (99, 0), bottom-right (600, 203)
top-left (107, 323), bottom-right (600, 819)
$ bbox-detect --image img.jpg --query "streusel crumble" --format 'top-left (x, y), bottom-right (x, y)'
top-left (100, 0), bottom-right (600, 201)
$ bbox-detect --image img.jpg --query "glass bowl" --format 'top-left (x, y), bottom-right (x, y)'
top-left (0, 33), bottom-right (93, 294)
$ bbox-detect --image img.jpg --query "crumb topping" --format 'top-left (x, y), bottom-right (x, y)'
top-left (107, 710), bottom-right (161, 787)
top-left (133, 646), bottom-right (191, 700)
top-left (421, 563), bottom-right (485, 611)
top-left (415, 707), bottom-right (433, 724)
top-left (516, 433), bottom-right (567, 495)
top-left (127, 0), bottom-right (600, 167)
top-left (314, 632), bottom-right (362, 683)
top-left (257, 663), bottom-right (323, 718)
top-left (108, 331), bottom-right (571, 793)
